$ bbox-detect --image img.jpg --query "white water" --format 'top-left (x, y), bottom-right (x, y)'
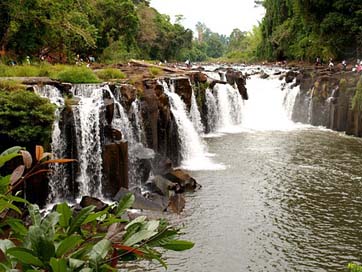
top-left (205, 88), bottom-right (219, 133)
top-left (34, 85), bottom-right (67, 201)
top-left (190, 90), bottom-right (204, 133)
top-left (213, 84), bottom-right (243, 133)
top-left (71, 85), bottom-right (104, 197)
top-left (242, 75), bottom-right (302, 131)
top-left (163, 81), bottom-right (224, 170)
top-left (130, 99), bottom-right (145, 144)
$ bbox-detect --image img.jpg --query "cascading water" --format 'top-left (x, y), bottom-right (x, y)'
top-left (190, 90), bottom-right (204, 133)
top-left (283, 83), bottom-right (301, 120)
top-left (130, 99), bottom-right (146, 144)
top-left (242, 75), bottom-right (300, 131)
top-left (71, 85), bottom-right (104, 198)
top-left (205, 88), bottom-right (219, 133)
top-left (162, 81), bottom-right (222, 170)
top-left (213, 83), bottom-right (243, 132)
top-left (34, 85), bottom-right (67, 201)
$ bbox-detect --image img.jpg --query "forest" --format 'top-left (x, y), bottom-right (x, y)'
top-left (1, 0), bottom-right (362, 64)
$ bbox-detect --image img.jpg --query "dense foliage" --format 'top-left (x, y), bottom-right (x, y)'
top-left (0, 89), bottom-right (55, 150)
top-left (0, 146), bottom-right (194, 271)
top-left (0, 0), bottom-right (194, 63)
top-left (257, 0), bottom-right (362, 61)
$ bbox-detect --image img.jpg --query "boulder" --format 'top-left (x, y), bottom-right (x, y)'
top-left (163, 169), bottom-right (200, 192)
top-left (80, 196), bottom-right (108, 212)
top-left (168, 193), bottom-right (185, 214)
top-left (113, 187), bottom-right (167, 211)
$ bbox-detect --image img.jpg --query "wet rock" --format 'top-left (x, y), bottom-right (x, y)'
top-left (225, 68), bottom-right (248, 100)
top-left (260, 72), bottom-right (270, 79)
top-left (153, 175), bottom-right (181, 196)
top-left (104, 98), bottom-right (114, 124)
top-left (103, 140), bottom-right (128, 197)
top-left (113, 187), bottom-right (167, 211)
top-left (163, 169), bottom-right (200, 192)
top-left (168, 193), bottom-right (185, 214)
top-left (172, 77), bottom-right (193, 110)
top-left (285, 71), bottom-right (297, 83)
top-left (191, 71), bottom-right (208, 84)
top-left (80, 196), bottom-right (108, 212)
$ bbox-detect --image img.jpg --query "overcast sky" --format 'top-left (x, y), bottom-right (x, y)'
top-left (150, 0), bottom-right (265, 36)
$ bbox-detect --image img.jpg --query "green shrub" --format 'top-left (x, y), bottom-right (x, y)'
top-left (0, 90), bottom-right (56, 150)
top-left (54, 66), bottom-right (100, 83)
top-left (96, 68), bottom-right (126, 81)
top-left (148, 67), bottom-right (163, 77)
top-left (0, 64), bottom-right (40, 77)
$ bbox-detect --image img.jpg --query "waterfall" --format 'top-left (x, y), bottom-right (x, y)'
top-left (242, 75), bottom-right (300, 131)
top-left (213, 84), bottom-right (243, 132)
top-left (34, 85), bottom-right (67, 201)
top-left (190, 90), bottom-right (204, 133)
top-left (71, 85), bottom-right (104, 198)
top-left (130, 99), bottom-right (146, 144)
top-left (205, 88), bottom-right (219, 133)
top-left (162, 81), bottom-right (222, 170)
top-left (283, 84), bottom-right (301, 119)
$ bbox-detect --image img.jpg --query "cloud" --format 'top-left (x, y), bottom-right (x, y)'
top-left (150, 0), bottom-right (265, 36)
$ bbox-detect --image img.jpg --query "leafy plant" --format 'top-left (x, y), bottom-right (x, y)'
top-left (148, 67), bottom-right (163, 77)
top-left (0, 146), bottom-right (194, 271)
top-left (348, 263), bottom-right (362, 272)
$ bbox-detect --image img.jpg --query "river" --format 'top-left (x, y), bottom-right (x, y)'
top-left (157, 74), bottom-right (362, 271)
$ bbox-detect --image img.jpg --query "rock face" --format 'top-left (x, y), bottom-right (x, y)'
top-left (21, 68), bottom-right (248, 210)
top-left (290, 69), bottom-right (362, 137)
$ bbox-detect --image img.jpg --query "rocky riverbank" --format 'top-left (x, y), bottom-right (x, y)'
top-left (2, 62), bottom-right (248, 213)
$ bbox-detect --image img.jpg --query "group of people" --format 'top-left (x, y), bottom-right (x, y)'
top-left (315, 57), bottom-right (362, 73)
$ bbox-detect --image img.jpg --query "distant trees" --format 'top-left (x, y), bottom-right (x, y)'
top-left (257, 0), bottom-right (362, 61)
top-left (0, 0), bottom-right (194, 63)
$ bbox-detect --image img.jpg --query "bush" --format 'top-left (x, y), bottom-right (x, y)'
top-left (0, 90), bottom-right (56, 150)
top-left (54, 66), bottom-right (100, 83)
top-left (0, 64), bottom-right (41, 77)
top-left (96, 68), bottom-right (126, 81)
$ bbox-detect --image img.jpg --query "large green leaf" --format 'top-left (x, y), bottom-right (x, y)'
top-left (28, 204), bottom-right (41, 226)
top-left (50, 258), bottom-right (67, 272)
top-left (147, 229), bottom-right (178, 247)
top-left (0, 146), bottom-right (22, 156)
top-left (83, 210), bottom-right (108, 225)
top-left (68, 206), bottom-right (95, 235)
top-left (57, 202), bottom-right (72, 228)
top-left (6, 247), bottom-right (44, 267)
top-left (115, 193), bottom-right (135, 216)
top-left (161, 240), bottom-right (194, 251)
top-left (40, 211), bottom-right (60, 238)
top-left (5, 218), bottom-right (28, 236)
top-left (0, 175), bottom-right (10, 194)
top-left (0, 147), bottom-right (21, 168)
top-left (56, 235), bottom-right (84, 257)
top-left (123, 229), bottom-right (158, 246)
top-left (69, 258), bottom-right (85, 270)
top-left (0, 198), bottom-right (21, 214)
top-left (87, 239), bottom-right (111, 265)
top-left (0, 239), bottom-right (15, 254)
top-left (28, 226), bottom-right (56, 262)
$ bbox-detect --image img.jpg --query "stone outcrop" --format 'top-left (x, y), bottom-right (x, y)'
top-left (289, 69), bottom-right (362, 137)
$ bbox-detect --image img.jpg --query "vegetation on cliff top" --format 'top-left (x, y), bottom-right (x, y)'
top-left (257, 0), bottom-right (362, 61)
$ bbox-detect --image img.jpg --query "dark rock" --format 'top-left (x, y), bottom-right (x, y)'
top-left (225, 68), bottom-right (248, 100)
top-left (163, 169), bottom-right (200, 192)
top-left (260, 72), bottom-right (270, 79)
top-left (104, 98), bottom-right (114, 124)
top-left (285, 71), bottom-right (297, 83)
top-left (172, 77), bottom-right (193, 110)
top-left (153, 175), bottom-right (181, 196)
top-left (113, 187), bottom-right (167, 211)
top-left (80, 196), bottom-right (108, 212)
top-left (168, 193), bottom-right (185, 214)
top-left (103, 140), bottom-right (128, 198)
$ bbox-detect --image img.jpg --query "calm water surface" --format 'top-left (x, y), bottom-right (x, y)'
top-left (161, 128), bottom-right (362, 272)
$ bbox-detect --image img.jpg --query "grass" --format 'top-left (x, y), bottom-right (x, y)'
top-left (148, 67), bottom-right (164, 77)
top-left (0, 79), bottom-right (26, 91)
top-left (0, 64), bottom-right (101, 83)
top-left (52, 66), bottom-right (100, 83)
top-left (95, 68), bottom-right (126, 81)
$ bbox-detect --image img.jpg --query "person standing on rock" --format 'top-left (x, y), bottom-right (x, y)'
top-left (342, 60), bottom-right (347, 71)
top-left (328, 58), bottom-right (334, 71)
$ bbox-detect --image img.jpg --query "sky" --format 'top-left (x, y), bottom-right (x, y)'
top-left (150, 0), bottom-right (265, 36)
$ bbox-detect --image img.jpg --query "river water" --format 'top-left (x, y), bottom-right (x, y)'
top-left (161, 75), bottom-right (362, 271)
